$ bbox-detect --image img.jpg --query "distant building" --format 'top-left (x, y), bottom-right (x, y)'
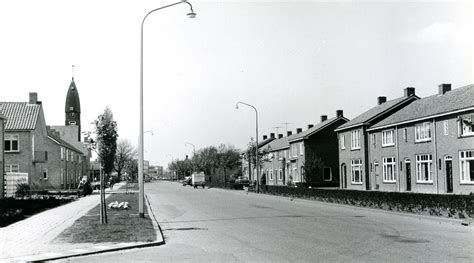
top-left (262, 110), bottom-right (348, 186)
top-left (241, 134), bottom-right (275, 182)
top-left (335, 88), bottom-right (418, 190)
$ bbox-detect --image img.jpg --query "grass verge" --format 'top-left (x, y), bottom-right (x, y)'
top-left (57, 185), bottom-right (156, 243)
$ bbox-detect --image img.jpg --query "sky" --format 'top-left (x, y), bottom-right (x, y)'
top-left (0, 0), bottom-right (473, 168)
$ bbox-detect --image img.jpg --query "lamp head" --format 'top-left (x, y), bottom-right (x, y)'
top-left (187, 12), bottom-right (196, 18)
top-left (235, 104), bottom-right (239, 109)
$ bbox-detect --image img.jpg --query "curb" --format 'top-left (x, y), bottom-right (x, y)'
top-left (8, 241), bottom-right (165, 262)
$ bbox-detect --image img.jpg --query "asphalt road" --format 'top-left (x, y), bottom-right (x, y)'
top-left (62, 181), bottom-right (473, 262)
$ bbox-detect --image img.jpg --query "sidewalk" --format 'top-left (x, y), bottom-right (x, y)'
top-left (0, 182), bottom-right (163, 262)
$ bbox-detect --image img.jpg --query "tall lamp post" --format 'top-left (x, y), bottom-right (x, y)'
top-left (139, 1), bottom-right (196, 218)
top-left (184, 142), bottom-right (195, 155)
top-left (235, 101), bottom-right (260, 193)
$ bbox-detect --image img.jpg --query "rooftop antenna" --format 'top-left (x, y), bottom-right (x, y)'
top-left (282, 122), bottom-right (292, 133)
top-left (273, 126), bottom-right (283, 135)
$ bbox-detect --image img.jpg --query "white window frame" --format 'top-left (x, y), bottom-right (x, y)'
top-left (415, 122), bottom-right (432, 142)
top-left (292, 163), bottom-right (298, 182)
top-left (459, 150), bottom-right (474, 184)
top-left (340, 134), bottom-right (345, 150)
top-left (66, 149), bottom-right (69, 161)
top-left (382, 130), bottom-right (395, 147)
top-left (416, 154), bottom-right (433, 183)
top-left (60, 169), bottom-right (64, 185)
top-left (5, 164), bottom-right (20, 173)
top-left (278, 169), bottom-right (283, 180)
top-left (382, 157), bottom-right (396, 182)
top-left (459, 115), bottom-right (474, 137)
top-left (323, 167), bottom-right (332, 181)
top-left (4, 134), bottom-right (19, 152)
top-left (300, 142), bottom-right (304, 156)
top-left (351, 130), bottom-right (361, 149)
top-left (61, 147), bottom-right (64, 160)
top-left (443, 120), bottom-right (449, 136)
top-left (351, 159), bottom-right (362, 184)
top-left (269, 169), bottom-right (273, 181)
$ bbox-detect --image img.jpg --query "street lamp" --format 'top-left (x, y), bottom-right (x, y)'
top-left (235, 101), bottom-right (260, 193)
top-left (184, 141), bottom-right (195, 155)
top-left (139, 0), bottom-right (196, 218)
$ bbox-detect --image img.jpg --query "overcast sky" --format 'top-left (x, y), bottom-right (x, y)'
top-left (0, 0), bottom-right (472, 168)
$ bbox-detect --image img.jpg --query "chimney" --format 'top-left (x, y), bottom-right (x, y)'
top-left (296, 128), bottom-right (302, 134)
top-left (270, 133), bottom-right (275, 139)
top-left (438, 83), bottom-right (451, 95)
top-left (404, 87), bottom-right (415, 97)
top-left (287, 131), bottom-right (292, 136)
top-left (320, 115), bottom-right (328, 122)
top-left (377, 96), bottom-right (387, 105)
top-left (308, 124), bottom-right (314, 129)
top-left (278, 134), bottom-right (283, 139)
top-left (336, 110), bottom-right (343, 118)
top-left (263, 135), bottom-right (268, 140)
top-left (29, 92), bottom-right (38, 104)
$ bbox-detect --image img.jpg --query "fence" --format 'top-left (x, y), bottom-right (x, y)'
top-left (4, 172), bottom-right (29, 197)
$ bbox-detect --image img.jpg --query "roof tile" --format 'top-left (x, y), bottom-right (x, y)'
top-left (0, 102), bottom-right (40, 130)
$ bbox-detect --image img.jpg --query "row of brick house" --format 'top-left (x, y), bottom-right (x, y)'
top-left (247, 83), bottom-right (473, 195)
top-left (1, 78), bottom-right (91, 197)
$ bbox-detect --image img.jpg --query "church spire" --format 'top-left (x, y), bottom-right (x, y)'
top-left (65, 66), bottom-right (81, 141)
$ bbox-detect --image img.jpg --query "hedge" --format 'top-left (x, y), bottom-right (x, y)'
top-left (259, 185), bottom-right (474, 219)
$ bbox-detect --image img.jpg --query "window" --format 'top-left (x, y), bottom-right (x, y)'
top-left (301, 166), bottom-right (305, 181)
top-left (459, 115), bottom-right (474, 137)
top-left (403, 128), bottom-right (407, 142)
top-left (291, 144), bottom-right (298, 157)
top-left (61, 147), bottom-right (64, 160)
top-left (416, 154), bottom-right (433, 183)
top-left (323, 167), bottom-right (332, 181)
top-left (340, 135), bottom-right (345, 149)
top-left (60, 169), bottom-right (64, 186)
top-left (351, 160), bottom-right (362, 184)
top-left (42, 168), bottom-right (48, 180)
top-left (4, 134), bottom-right (19, 152)
top-left (382, 157), bottom-right (396, 182)
top-left (300, 142), bottom-right (304, 156)
top-left (351, 130), bottom-right (360, 149)
top-left (269, 169), bottom-right (273, 180)
top-left (372, 134), bottom-right (376, 147)
top-left (292, 163), bottom-right (298, 182)
top-left (66, 149), bottom-right (69, 161)
top-left (460, 150), bottom-right (474, 184)
top-left (5, 164), bottom-right (20, 173)
top-left (415, 122), bottom-right (431, 142)
top-left (278, 169), bottom-right (283, 180)
top-left (382, 130), bottom-right (395, 146)
top-left (275, 151), bottom-right (279, 160)
top-left (443, 120), bottom-right (449, 136)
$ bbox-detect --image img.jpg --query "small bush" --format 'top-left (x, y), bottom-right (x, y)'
top-left (15, 183), bottom-right (31, 197)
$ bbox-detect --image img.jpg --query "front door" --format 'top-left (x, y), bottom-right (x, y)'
top-left (406, 162), bottom-right (411, 191)
top-left (341, 164), bottom-right (347, 188)
top-left (446, 160), bottom-right (453, 193)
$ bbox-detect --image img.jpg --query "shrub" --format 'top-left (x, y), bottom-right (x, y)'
top-left (15, 183), bottom-right (31, 197)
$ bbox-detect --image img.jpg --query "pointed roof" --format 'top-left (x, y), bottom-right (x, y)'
top-left (288, 116), bottom-right (349, 142)
top-left (0, 102), bottom-right (41, 130)
top-left (335, 95), bottom-right (418, 132)
top-left (65, 78), bottom-right (81, 113)
top-left (369, 84), bottom-right (474, 130)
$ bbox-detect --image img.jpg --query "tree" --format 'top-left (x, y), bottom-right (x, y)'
top-left (303, 153), bottom-right (325, 185)
top-left (115, 139), bottom-right (136, 181)
top-left (217, 144), bottom-right (241, 187)
top-left (192, 146), bottom-right (219, 175)
top-left (94, 106), bottom-right (118, 177)
top-left (245, 138), bottom-right (267, 181)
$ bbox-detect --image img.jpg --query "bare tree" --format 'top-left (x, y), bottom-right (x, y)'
top-left (114, 139), bottom-right (136, 181)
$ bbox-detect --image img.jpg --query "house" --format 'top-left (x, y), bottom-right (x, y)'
top-left (1, 93), bottom-right (86, 192)
top-left (262, 110), bottom-right (348, 186)
top-left (335, 88), bottom-right (419, 190)
top-left (366, 84), bottom-right (474, 194)
top-left (0, 112), bottom-right (6, 198)
top-left (241, 133), bottom-right (275, 182)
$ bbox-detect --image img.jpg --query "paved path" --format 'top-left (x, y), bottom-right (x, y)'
top-left (66, 181), bottom-right (474, 262)
top-left (0, 182), bottom-right (162, 262)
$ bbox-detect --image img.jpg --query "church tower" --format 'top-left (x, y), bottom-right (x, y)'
top-left (65, 73), bottom-right (81, 141)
